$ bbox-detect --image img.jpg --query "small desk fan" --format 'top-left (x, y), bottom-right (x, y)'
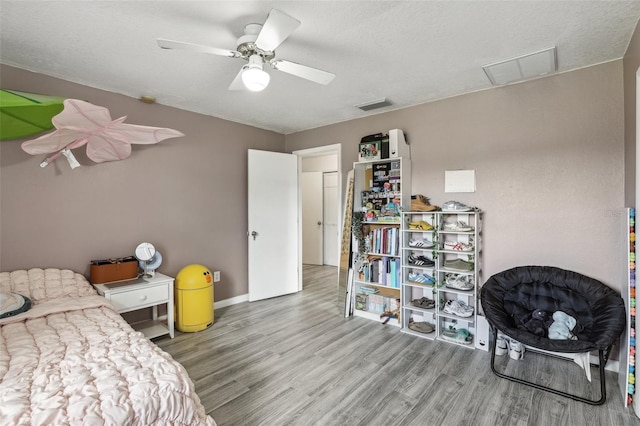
top-left (134, 242), bottom-right (163, 277)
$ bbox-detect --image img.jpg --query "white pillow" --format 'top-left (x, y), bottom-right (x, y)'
top-left (0, 291), bottom-right (32, 318)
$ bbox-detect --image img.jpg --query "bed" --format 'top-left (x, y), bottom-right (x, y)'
top-left (0, 268), bottom-right (215, 425)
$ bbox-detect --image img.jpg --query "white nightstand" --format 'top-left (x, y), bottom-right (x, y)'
top-left (94, 272), bottom-right (174, 339)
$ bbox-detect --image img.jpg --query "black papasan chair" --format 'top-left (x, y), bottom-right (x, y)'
top-left (481, 266), bottom-right (626, 405)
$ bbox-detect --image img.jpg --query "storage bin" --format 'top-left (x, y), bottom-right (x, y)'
top-left (175, 264), bottom-right (214, 332)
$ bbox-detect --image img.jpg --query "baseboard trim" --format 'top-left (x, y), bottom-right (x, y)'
top-left (215, 294), bottom-right (249, 309)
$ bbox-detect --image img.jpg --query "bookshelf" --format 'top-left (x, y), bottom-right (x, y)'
top-left (351, 157), bottom-right (411, 326)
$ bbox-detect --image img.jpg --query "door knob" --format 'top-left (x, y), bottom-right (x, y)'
top-left (317, 221), bottom-right (322, 226)
top-left (251, 231), bottom-right (258, 240)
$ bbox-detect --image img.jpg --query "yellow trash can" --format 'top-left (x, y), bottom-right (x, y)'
top-left (175, 264), bottom-right (214, 332)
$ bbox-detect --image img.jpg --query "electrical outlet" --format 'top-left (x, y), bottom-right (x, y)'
top-left (213, 271), bottom-right (221, 282)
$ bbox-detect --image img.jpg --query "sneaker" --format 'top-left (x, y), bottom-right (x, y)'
top-left (495, 336), bottom-right (508, 356)
top-left (445, 274), bottom-right (474, 290)
top-left (409, 238), bottom-right (434, 248)
top-left (509, 340), bottom-right (525, 360)
top-left (408, 254), bottom-right (435, 267)
top-left (408, 272), bottom-right (435, 285)
top-left (442, 299), bottom-right (474, 318)
top-left (443, 258), bottom-right (474, 271)
top-left (442, 221), bottom-right (474, 232)
top-left (442, 201), bottom-right (472, 212)
top-left (443, 241), bottom-right (473, 252)
top-left (410, 195), bottom-right (439, 212)
top-left (440, 328), bottom-right (473, 345)
top-left (408, 220), bottom-right (434, 230)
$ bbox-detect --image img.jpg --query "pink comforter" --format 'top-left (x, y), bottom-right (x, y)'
top-left (0, 295), bottom-right (215, 425)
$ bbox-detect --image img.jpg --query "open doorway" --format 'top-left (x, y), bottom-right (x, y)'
top-left (293, 144), bottom-right (342, 271)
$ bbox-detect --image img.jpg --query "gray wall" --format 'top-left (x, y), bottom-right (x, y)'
top-left (286, 61), bottom-right (626, 295)
top-left (0, 59), bottom-right (630, 302)
top-left (0, 65), bottom-right (285, 301)
top-left (625, 19), bottom-right (640, 207)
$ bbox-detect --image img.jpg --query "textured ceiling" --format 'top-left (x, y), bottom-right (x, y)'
top-left (1, 1), bottom-right (640, 134)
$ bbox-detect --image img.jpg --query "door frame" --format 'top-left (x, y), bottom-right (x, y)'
top-left (292, 143), bottom-right (342, 276)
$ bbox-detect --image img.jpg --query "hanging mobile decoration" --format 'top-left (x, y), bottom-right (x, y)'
top-left (21, 99), bottom-right (184, 169)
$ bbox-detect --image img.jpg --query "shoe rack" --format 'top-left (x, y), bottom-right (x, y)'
top-left (400, 210), bottom-right (482, 348)
top-left (400, 211), bottom-right (439, 340)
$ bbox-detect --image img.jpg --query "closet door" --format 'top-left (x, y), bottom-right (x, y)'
top-left (323, 171), bottom-right (339, 266)
top-left (302, 171), bottom-right (323, 265)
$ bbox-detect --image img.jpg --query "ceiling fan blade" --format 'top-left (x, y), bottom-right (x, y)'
top-left (255, 9), bottom-right (301, 52)
top-left (271, 60), bottom-right (335, 85)
top-left (228, 67), bottom-right (247, 91)
top-left (157, 38), bottom-right (240, 58)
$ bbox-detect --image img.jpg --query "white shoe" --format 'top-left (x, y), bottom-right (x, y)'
top-left (495, 336), bottom-right (508, 356)
top-left (442, 221), bottom-right (474, 232)
top-left (445, 274), bottom-right (474, 291)
top-left (509, 340), bottom-right (525, 360)
top-left (408, 238), bottom-right (434, 248)
top-left (442, 299), bottom-right (474, 318)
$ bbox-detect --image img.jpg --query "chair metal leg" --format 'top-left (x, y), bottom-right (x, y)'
top-left (488, 325), bottom-right (607, 405)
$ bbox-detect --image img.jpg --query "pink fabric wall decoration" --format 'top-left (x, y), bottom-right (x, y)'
top-left (21, 99), bottom-right (184, 168)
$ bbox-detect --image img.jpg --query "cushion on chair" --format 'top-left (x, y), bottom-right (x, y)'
top-left (481, 266), bottom-right (626, 353)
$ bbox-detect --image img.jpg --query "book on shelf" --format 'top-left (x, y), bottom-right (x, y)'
top-left (390, 258), bottom-right (398, 288)
top-left (358, 255), bottom-right (401, 288)
top-left (367, 227), bottom-right (400, 256)
top-left (365, 294), bottom-right (398, 313)
top-left (381, 256), bottom-right (388, 286)
top-left (355, 292), bottom-right (367, 311)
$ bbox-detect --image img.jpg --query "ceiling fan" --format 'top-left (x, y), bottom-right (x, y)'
top-left (157, 9), bottom-right (336, 92)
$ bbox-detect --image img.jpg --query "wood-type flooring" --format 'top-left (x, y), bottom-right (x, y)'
top-left (157, 265), bottom-right (640, 425)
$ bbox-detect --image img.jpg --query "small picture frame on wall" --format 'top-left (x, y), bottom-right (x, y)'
top-left (358, 141), bottom-right (381, 161)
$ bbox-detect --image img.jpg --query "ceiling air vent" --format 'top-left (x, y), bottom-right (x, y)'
top-left (483, 47), bottom-right (557, 86)
top-left (355, 98), bottom-right (393, 111)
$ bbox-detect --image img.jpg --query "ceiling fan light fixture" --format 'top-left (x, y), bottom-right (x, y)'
top-left (242, 55), bottom-right (270, 91)
top-left (242, 66), bottom-right (270, 91)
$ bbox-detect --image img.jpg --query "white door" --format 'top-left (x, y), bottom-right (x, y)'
top-left (323, 172), bottom-right (339, 266)
top-left (248, 149), bottom-right (299, 302)
top-left (302, 172), bottom-right (323, 265)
